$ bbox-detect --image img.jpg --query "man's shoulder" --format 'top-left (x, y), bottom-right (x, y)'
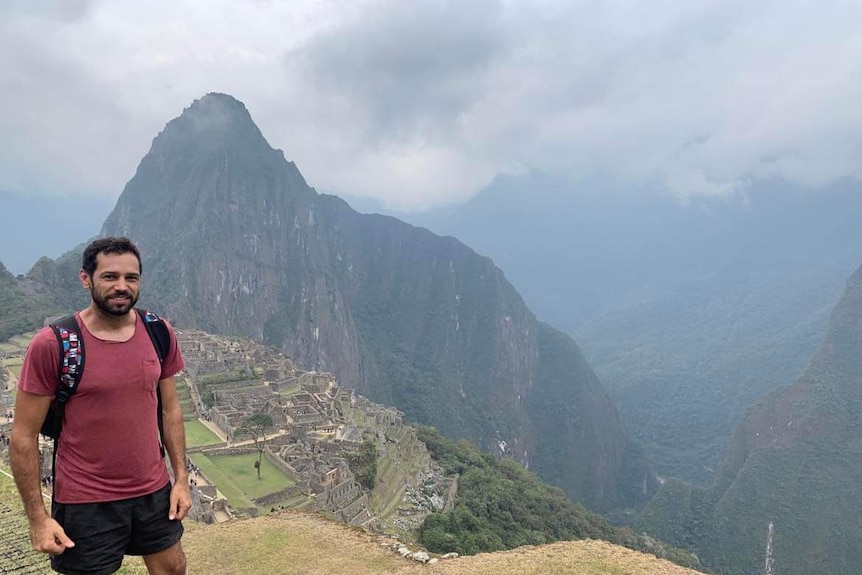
top-left (31, 324), bottom-right (63, 346)
top-left (26, 312), bottom-right (84, 355)
top-left (19, 324), bottom-right (64, 393)
top-left (45, 312), bottom-right (83, 330)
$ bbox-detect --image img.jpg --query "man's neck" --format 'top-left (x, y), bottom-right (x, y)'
top-left (79, 306), bottom-right (136, 336)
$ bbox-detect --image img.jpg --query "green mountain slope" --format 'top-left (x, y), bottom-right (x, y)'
top-left (0, 261), bottom-right (62, 340)
top-left (417, 427), bottom-right (698, 569)
top-left (637, 262), bottom-right (862, 575)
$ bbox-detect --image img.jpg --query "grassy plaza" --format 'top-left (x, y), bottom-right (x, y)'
top-left (189, 452), bottom-right (295, 510)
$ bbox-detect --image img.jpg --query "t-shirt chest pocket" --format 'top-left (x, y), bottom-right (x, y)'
top-left (141, 358), bottom-right (161, 391)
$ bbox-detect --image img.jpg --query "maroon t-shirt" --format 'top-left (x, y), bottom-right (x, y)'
top-left (18, 312), bottom-right (185, 503)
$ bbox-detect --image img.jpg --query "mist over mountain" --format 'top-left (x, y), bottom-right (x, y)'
top-left (404, 174), bottom-right (862, 484)
top-left (21, 93), bottom-right (654, 512)
top-left (637, 261), bottom-right (862, 575)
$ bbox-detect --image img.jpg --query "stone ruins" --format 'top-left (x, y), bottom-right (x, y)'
top-left (0, 327), bottom-right (453, 542)
top-left (174, 329), bottom-right (452, 535)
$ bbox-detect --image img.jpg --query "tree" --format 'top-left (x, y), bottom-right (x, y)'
top-left (240, 413), bottom-right (274, 479)
top-left (345, 439), bottom-right (378, 490)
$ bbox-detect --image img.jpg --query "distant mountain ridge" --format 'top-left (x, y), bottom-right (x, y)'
top-left (21, 93), bottom-right (653, 511)
top-left (406, 174), bottom-right (862, 484)
top-left (0, 261), bottom-right (61, 340)
top-left (637, 262), bottom-right (862, 575)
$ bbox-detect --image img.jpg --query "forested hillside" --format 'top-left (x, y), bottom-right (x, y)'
top-left (636, 262), bottom-right (862, 575)
top-left (0, 261), bottom-right (61, 340)
top-left (417, 427), bottom-right (699, 570)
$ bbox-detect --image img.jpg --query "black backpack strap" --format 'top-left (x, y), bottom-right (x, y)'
top-left (136, 308), bottom-right (171, 361)
top-left (135, 308), bottom-right (172, 457)
top-left (44, 315), bottom-right (85, 440)
top-left (44, 314), bottom-right (85, 496)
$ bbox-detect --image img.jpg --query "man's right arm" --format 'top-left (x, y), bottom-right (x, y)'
top-left (10, 333), bottom-right (76, 557)
top-left (9, 390), bottom-right (52, 520)
top-left (10, 390), bottom-right (75, 554)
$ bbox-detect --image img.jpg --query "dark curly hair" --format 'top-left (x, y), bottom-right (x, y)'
top-left (82, 237), bottom-right (142, 276)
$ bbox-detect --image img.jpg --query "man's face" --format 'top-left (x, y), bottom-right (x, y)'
top-left (81, 252), bottom-right (141, 316)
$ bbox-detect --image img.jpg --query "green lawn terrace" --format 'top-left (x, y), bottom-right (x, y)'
top-left (0, 333), bottom-right (29, 390)
top-left (0, 337), bottom-right (27, 414)
top-left (187, 450), bottom-right (306, 514)
top-left (174, 373), bottom-right (197, 422)
top-left (0, 333), bottom-right (32, 354)
top-left (1, 370), bottom-right (13, 414)
top-left (184, 419), bottom-right (224, 448)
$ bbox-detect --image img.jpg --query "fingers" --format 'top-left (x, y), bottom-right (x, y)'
top-left (169, 485), bottom-right (192, 521)
top-left (51, 530), bottom-right (76, 554)
top-left (168, 493), bottom-right (178, 521)
top-left (171, 498), bottom-right (191, 521)
top-left (32, 520), bottom-right (74, 555)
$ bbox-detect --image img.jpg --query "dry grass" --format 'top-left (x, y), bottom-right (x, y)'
top-left (3, 467), bottom-right (705, 575)
top-left (124, 511), bottom-right (707, 575)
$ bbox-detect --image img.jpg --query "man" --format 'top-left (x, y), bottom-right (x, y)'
top-left (10, 237), bottom-right (190, 575)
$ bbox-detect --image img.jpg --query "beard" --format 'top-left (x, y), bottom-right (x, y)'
top-left (91, 287), bottom-right (139, 316)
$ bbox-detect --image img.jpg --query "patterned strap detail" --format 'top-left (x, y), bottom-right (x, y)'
top-left (141, 309), bottom-right (161, 323)
top-left (56, 326), bottom-right (83, 390)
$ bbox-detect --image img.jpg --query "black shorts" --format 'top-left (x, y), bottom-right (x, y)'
top-left (50, 482), bottom-right (184, 575)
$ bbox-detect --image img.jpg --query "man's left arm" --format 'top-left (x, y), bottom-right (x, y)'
top-left (159, 376), bottom-right (191, 521)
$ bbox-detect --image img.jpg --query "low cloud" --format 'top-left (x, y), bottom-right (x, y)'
top-left (1, 0), bottom-right (860, 210)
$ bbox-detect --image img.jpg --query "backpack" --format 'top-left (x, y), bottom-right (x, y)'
top-left (40, 308), bottom-right (172, 458)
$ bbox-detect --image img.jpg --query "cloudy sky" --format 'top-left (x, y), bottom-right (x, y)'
top-left (1, 0), bottom-right (860, 220)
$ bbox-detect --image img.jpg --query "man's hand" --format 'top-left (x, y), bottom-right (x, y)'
top-left (30, 516), bottom-right (75, 554)
top-left (169, 481), bottom-right (192, 521)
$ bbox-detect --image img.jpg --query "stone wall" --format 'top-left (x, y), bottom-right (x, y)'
top-left (268, 434), bottom-right (293, 447)
top-left (264, 450), bottom-right (300, 479)
top-left (340, 493), bottom-right (370, 525)
top-left (198, 484), bottom-right (218, 499)
top-left (187, 441), bottom-right (228, 454)
top-left (232, 506), bottom-right (260, 518)
top-left (443, 476), bottom-right (458, 512)
top-left (253, 485), bottom-right (303, 506)
top-left (202, 447), bottom-right (257, 457)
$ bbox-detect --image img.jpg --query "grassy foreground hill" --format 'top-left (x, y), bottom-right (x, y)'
top-left (163, 514), bottom-right (707, 575)
top-left (0, 467), bottom-right (703, 575)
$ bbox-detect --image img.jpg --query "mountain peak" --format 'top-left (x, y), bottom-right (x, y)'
top-left (184, 92), bottom-right (254, 125)
top-left (101, 93), bottom-right (304, 241)
top-left (155, 92), bottom-right (268, 151)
